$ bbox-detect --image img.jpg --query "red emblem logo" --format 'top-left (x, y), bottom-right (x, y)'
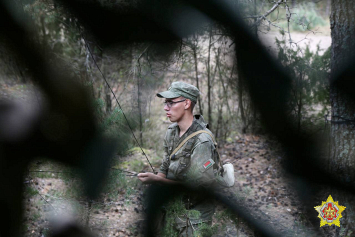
top-left (321, 203), bottom-right (339, 221)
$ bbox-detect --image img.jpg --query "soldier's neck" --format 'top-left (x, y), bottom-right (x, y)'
top-left (177, 113), bottom-right (194, 137)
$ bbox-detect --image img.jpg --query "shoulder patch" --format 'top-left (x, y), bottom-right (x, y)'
top-left (203, 159), bottom-right (215, 171)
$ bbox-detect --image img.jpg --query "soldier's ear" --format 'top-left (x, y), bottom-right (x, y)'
top-left (185, 99), bottom-right (191, 110)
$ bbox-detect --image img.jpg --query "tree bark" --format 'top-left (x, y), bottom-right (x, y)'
top-left (330, 0), bottom-right (355, 183)
top-left (237, 61), bottom-right (247, 134)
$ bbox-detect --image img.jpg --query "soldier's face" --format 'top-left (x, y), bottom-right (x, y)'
top-left (164, 97), bottom-right (186, 122)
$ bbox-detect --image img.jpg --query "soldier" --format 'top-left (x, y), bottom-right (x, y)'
top-left (138, 81), bottom-right (219, 236)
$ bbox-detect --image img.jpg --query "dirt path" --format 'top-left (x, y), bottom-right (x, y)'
top-left (212, 135), bottom-right (307, 236)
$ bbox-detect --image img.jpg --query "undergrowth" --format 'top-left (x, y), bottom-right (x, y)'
top-left (161, 195), bottom-right (218, 237)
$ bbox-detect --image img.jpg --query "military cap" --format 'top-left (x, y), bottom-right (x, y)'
top-left (156, 81), bottom-right (200, 103)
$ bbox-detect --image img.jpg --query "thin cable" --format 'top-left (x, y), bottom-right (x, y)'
top-left (83, 38), bottom-right (156, 173)
top-left (27, 175), bottom-right (60, 214)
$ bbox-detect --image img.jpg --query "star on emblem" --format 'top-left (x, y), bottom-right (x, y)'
top-left (314, 195), bottom-right (346, 227)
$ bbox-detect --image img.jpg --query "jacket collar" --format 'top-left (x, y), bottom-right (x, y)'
top-left (193, 114), bottom-right (209, 129)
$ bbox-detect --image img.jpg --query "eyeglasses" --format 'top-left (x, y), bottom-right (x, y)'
top-left (163, 99), bottom-right (186, 108)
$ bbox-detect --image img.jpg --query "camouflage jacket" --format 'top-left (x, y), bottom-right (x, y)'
top-left (159, 115), bottom-right (219, 185)
top-left (159, 115), bottom-right (218, 225)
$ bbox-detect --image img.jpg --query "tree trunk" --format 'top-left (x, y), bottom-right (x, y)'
top-left (329, 4), bottom-right (355, 235)
top-left (136, 53), bottom-right (144, 146)
top-left (238, 80), bottom-right (247, 134)
top-left (296, 70), bottom-right (303, 134)
top-left (84, 34), bottom-right (100, 98)
top-left (217, 50), bottom-right (232, 115)
top-left (193, 43), bottom-right (203, 115)
top-left (237, 62), bottom-right (247, 134)
top-left (330, 0), bottom-right (355, 183)
top-left (131, 45), bottom-right (145, 146)
top-left (207, 26), bottom-right (213, 129)
top-left (103, 63), bottom-right (112, 114)
top-left (215, 104), bottom-right (223, 143)
top-left (137, 72), bottom-right (143, 146)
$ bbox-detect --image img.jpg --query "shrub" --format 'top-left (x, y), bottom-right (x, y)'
top-left (275, 32), bottom-right (330, 134)
top-left (289, 2), bottom-right (327, 31)
top-left (95, 98), bottom-right (135, 155)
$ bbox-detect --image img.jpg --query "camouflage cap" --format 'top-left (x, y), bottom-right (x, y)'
top-left (157, 81), bottom-right (200, 103)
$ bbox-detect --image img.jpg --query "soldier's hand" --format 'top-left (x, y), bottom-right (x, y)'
top-left (137, 172), bottom-right (158, 184)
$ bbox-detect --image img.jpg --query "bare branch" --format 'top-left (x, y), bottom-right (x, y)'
top-left (252, 0), bottom-right (284, 29)
top-left (137, 44), bottom-right (151, 62)
top-left (285, 1), bottom-right (293, 46)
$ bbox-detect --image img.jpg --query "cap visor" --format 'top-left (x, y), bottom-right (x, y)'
top-left (156, 91), bottom-right (180, 99)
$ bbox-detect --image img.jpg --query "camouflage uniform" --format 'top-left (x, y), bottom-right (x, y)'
top-left (159, 114), bottom-right (218, 236)
top-left (156, 81), bottom-right (218, 236)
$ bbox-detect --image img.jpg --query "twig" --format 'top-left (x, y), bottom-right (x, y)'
top-left (261, 19), bottom-right (289, 33)
top-left (209, 35), bottom-right (223, 47)
top-left (137, 44), bottom-right (152, 62)
top-left (251, 0), bottom-right (284, 29)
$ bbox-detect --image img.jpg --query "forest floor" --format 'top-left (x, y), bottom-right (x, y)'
top-left (22, 132), bottom-right (322, 237)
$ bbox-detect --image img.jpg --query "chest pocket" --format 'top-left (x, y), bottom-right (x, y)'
top-left (168, 141), bottom-right (194, 180)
